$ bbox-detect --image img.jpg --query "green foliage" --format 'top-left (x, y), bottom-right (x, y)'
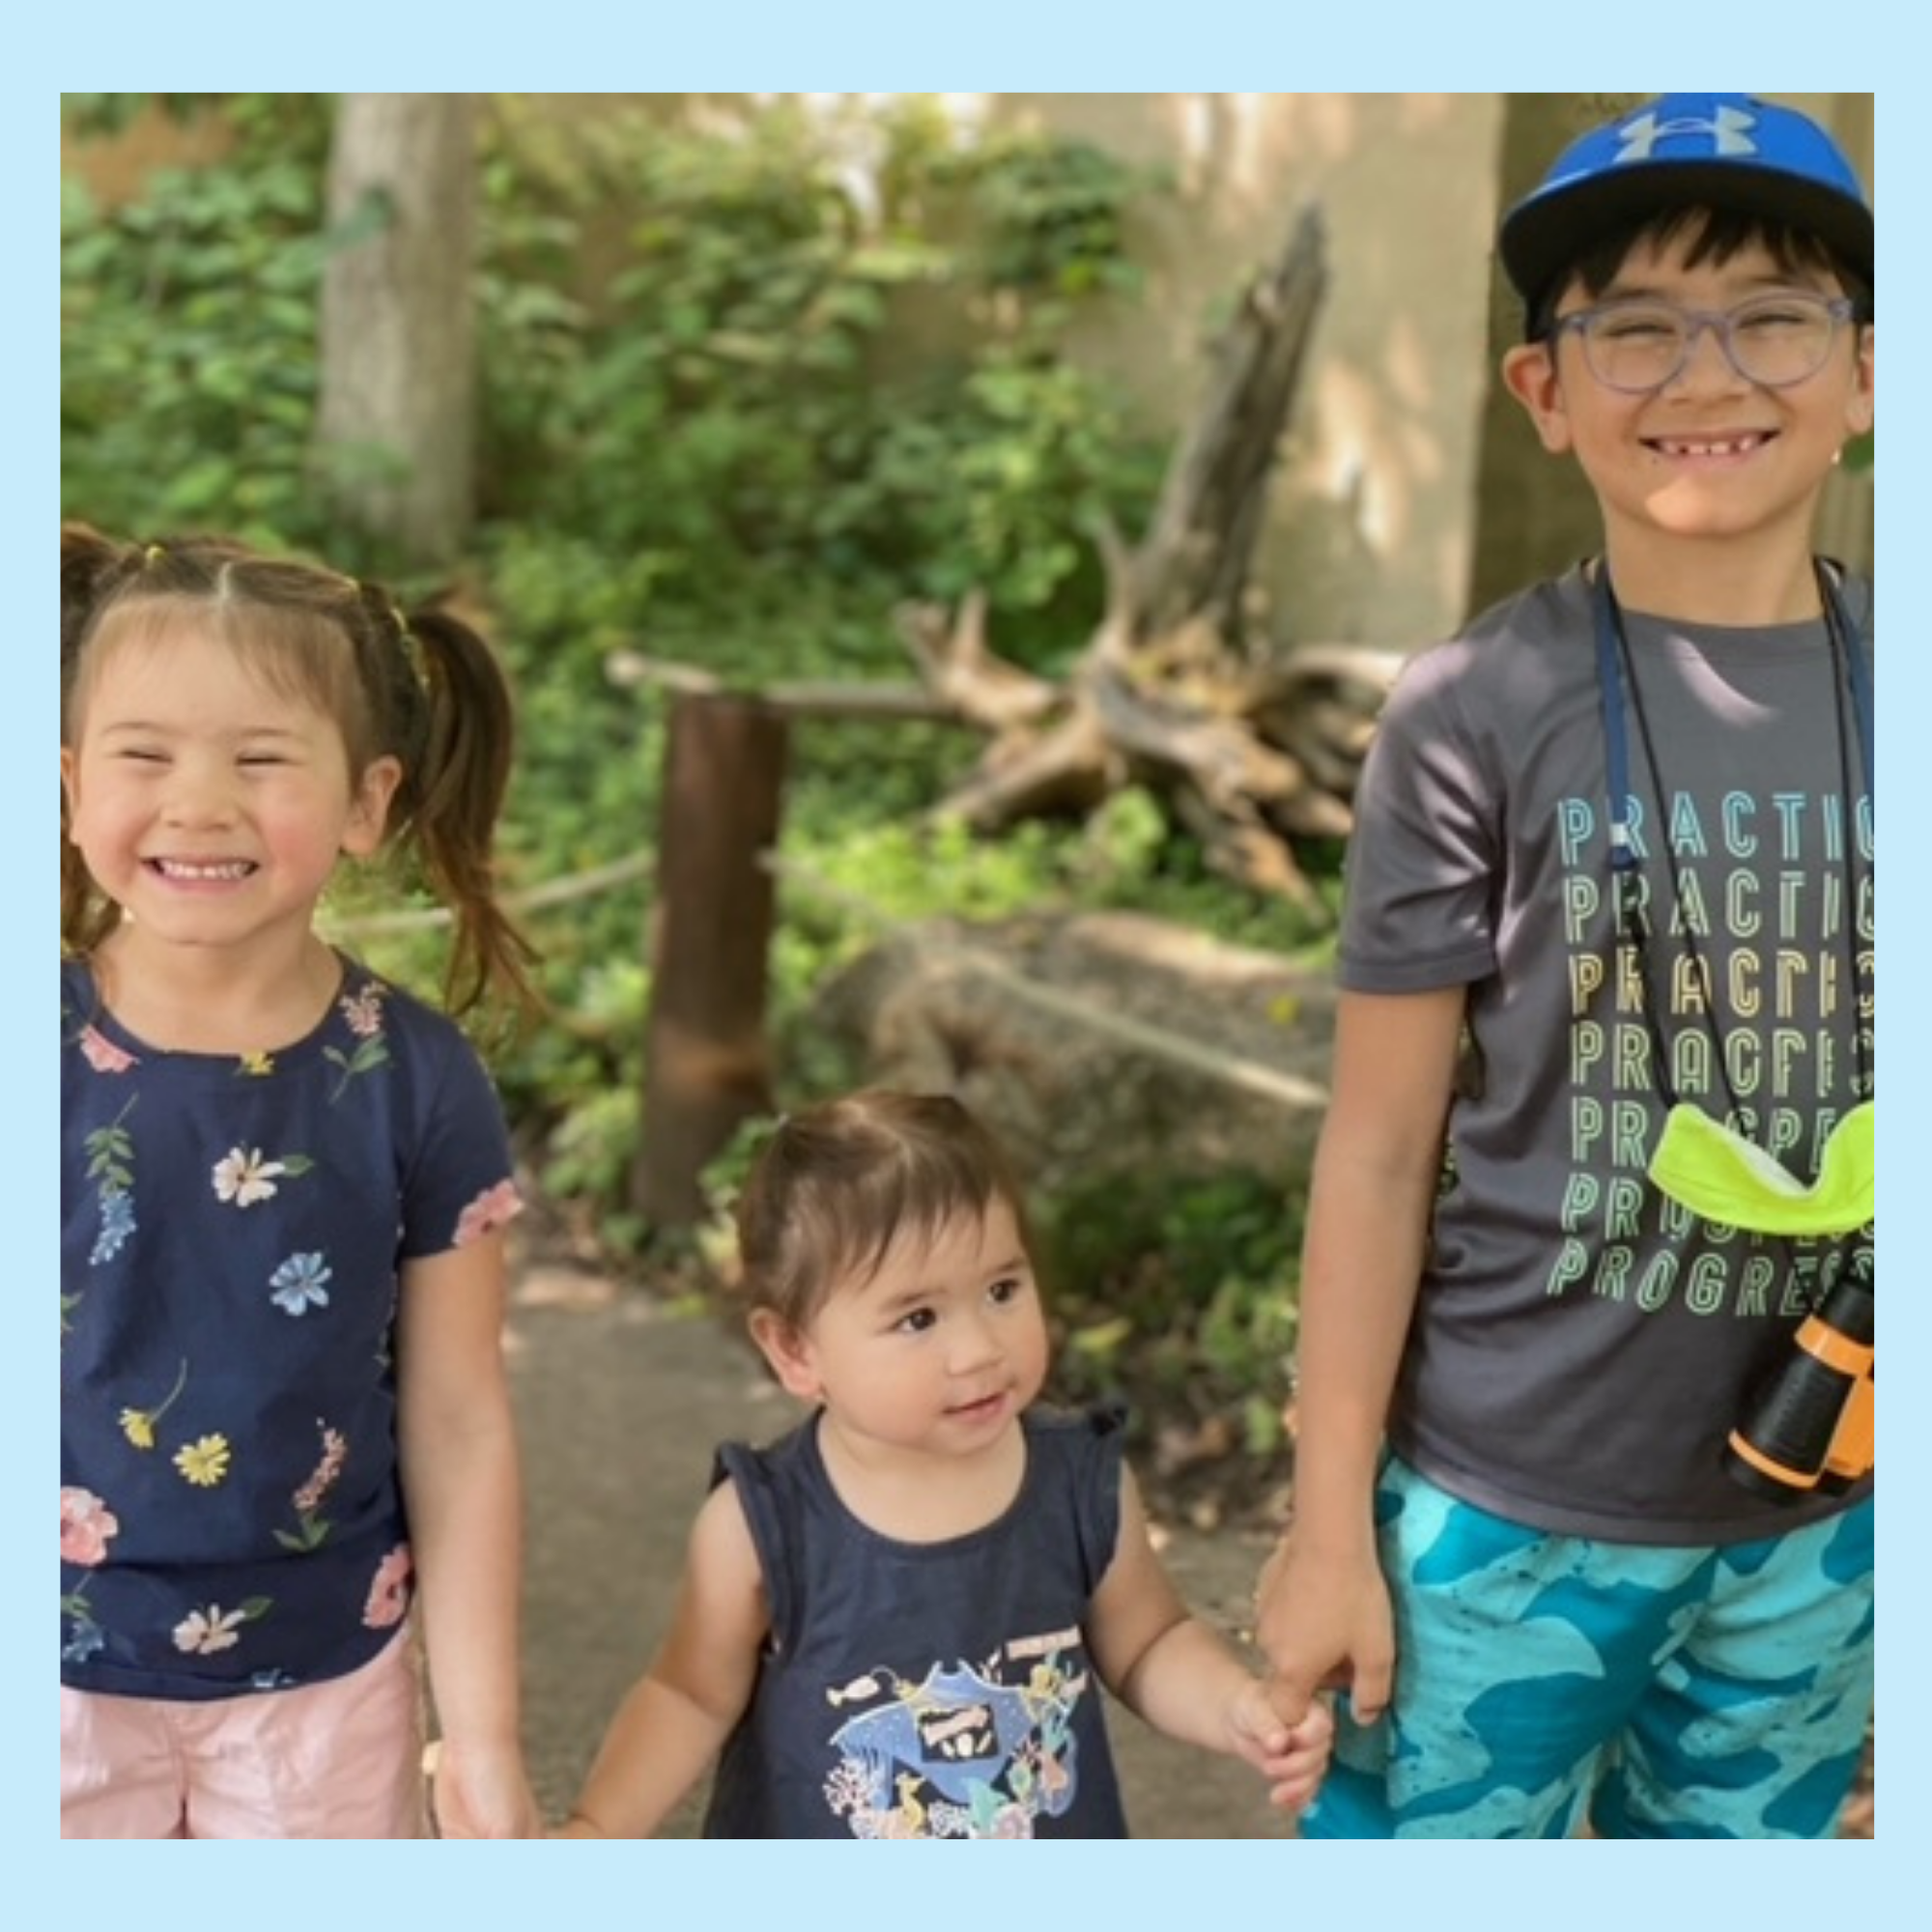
top-left (61, 96), bottom-right (338, 548)
top-left (1037, 1168), bottom-right (1304, 1460)
top-left (474, 100), bottom-right (1166, 662)
top-left (61, 160), bottom-right (331, 547)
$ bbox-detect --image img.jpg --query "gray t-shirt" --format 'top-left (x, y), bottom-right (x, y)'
top-left (1341, 564), bottom-right (1873, 1544)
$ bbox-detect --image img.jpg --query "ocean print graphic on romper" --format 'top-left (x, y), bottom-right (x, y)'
top-left (819, 1625), bottom-right (1092, 1838)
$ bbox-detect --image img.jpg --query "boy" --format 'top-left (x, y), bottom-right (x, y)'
top-left (1253, 95), bottom-right (1873, 1838)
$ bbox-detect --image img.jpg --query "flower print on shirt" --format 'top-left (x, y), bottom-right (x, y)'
top-left (70, 1027), bottom-right (139, 1324)
top-left (62, 1618), bottom-right (107, 1666)
top-left (363, 1544), bottom-right (413, 1628)
top-left (61, 1487), bottom-right (120, 1569)
top-left (78, 1025), bottom-right (138, 1075)
top-left (61, 1487), bottom-right (120, 1662)
top-left (277, 1423), bottom-right (348, 1552)
top-left (454, 1178), bottom-right (524, 1247)
top-left (270, 1252), bottom-right (332, 1317)
top-left (212, 1145), bottom-right (313, 1208)
top-left (173, 1600), bottom-right (270, 1656)
top-left (89, 1188), bottom-right (135, 1269)
top-left (81, 1097), bottom-right (138, 1273)
top-left (326, 980), bottom-right (391, 1100)
top-left (118, 1360), bottom-right (188, 1449)
top-left (173, 1434), bottom-right (232, 1489)
top-left (340, 982), bottom-right (387, 1038)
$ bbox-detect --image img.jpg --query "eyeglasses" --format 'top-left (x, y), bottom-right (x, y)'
top-left (1551, 291), bottom-right (1856, 393)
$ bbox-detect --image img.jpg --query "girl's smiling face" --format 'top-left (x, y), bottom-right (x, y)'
top-left (61, 615), bottom-right (399, 972)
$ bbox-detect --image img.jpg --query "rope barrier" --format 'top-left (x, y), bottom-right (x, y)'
top-left (326, 851), bottom-right (655, 939)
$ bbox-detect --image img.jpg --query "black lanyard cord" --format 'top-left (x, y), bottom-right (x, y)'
top-left (1592, 563), bottom-right (1874, 1116)
top-left (1818, 564), bottom-right (1875, 1097)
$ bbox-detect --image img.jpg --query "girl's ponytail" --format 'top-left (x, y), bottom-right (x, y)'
top-left (61, 524), bottom-right (138, 954)
top-left (388, 600), bottom-right (539, 1016)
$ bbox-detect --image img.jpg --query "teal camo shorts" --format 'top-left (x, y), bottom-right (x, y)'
top-left (1300, 1456), bottom-right (1874, 1839)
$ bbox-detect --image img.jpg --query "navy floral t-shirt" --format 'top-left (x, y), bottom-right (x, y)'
top-left (60, 955), bottom-right (522, 1700)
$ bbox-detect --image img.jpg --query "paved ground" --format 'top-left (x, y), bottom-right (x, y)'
top-left (506, 1259), bottom-right (1299, 1839)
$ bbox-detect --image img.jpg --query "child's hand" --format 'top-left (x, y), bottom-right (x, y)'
top-left (1225, 1676), bottom-right (1335, 1815)
top-left (430, 1736), bottom-right (542, 1838)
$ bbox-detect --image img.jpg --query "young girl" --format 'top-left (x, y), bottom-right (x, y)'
top-left (60, 526), bottom-right (540, 1838)
top-left (557, 1091), bottom-right (1331, 1839)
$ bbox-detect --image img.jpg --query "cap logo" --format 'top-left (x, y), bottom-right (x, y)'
top-left (1613, 104), bottom-right (1757, 163)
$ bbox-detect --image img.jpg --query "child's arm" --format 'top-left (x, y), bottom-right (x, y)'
top-left (555, 1477), bottom-right (769, 1838)
top-left (1252, 986), bottom-right (1464, 1727)
top-left (396, 1231), bottom-right (539, 1839)
top-left (1086, 1464), bottom-right (1332, 1813)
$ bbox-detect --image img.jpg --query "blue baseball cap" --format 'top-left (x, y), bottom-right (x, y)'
top-left (1499, 94), bottom-right (1873, 312)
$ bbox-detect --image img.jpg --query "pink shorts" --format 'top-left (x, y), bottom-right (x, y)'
top-left (61, 1628), bottom-right (428, 1839)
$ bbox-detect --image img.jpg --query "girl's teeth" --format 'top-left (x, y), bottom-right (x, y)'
top-left (156, 860), bottom-right (251, 880)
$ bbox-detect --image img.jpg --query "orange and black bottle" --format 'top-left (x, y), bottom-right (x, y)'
top-left (1725, 1276), bottom-right (1874, 1501)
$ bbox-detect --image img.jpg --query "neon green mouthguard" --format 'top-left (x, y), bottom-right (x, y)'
top-left (1647, 1099), bottom-right (1874, 1236)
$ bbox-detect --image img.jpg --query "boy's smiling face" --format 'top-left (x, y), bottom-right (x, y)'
top-left (1503, 227), bottom-right (1873, 609)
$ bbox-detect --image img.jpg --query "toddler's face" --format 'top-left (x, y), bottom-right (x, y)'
top-left (765, 1197), bottom-right (1050, 1463)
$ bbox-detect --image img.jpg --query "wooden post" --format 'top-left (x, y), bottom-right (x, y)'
top-left (634, 694), bottom-right (790, 1230)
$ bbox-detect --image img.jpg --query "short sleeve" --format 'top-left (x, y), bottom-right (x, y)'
top-left (1338, 642), bottom-right (1503, 994)
top-left (395, 1014), bottom-right (522, 1261)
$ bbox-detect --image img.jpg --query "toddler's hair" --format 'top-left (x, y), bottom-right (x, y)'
top-left (60, 523), bottom-right (536, 1013)
top-left (735, 1091), bottom-right (1032, 1332)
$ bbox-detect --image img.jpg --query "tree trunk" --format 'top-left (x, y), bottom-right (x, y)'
top-left (1466, 94), bottom-right (1643, 616)
top-left (316, 94), bottom-right (478, 569)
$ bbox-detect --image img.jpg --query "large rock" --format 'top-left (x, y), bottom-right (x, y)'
top-left (808, 911), bottom-right (1335, 1190)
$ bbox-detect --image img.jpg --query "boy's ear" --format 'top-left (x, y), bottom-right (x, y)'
top-left (342, 754), bottom-right (403, 858)
top-left (1502, 340), bottom-right (1575, 454)
top-left (1844, 324), bottom-right (1874, 440)
top-left (60, 746), bottom-right (80, 827)
top-left (748, 1309), bottom-right (822, 1402)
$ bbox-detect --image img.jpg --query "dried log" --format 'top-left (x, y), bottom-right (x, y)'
top-left (1169, 790), bottom-right (1319, 905)
top-left (940, 708), bottom-right (1119, 828)
top-left (904, 203), bottom-right (1353, 898)
top-left (1130, 204), bottom-right (1331, 646)
top-left (895, 591), bottom-right (1059, 731)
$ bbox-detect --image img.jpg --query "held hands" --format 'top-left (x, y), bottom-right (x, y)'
top-left (1253, 1529), bottom-right (1396, 1728)
top-left (429, 1736), bottom-right (542, 1839)
top-left (1225, 1673), bottom-right (1334, 1813)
